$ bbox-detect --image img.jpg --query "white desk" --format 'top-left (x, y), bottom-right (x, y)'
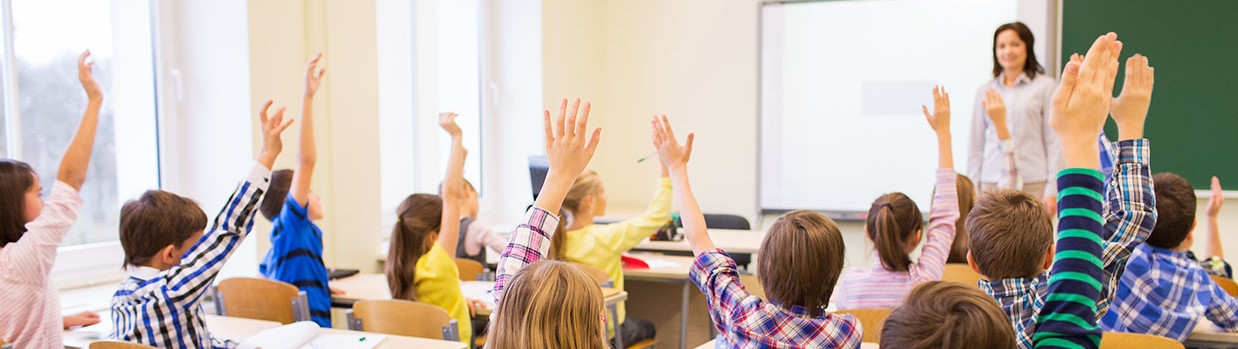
top-left (1186, 323), bottom-right (1238, 348)
top-left (624, 253), bottom-right (700, 349)
top-left (64, 314), bottom-right (466, 349)
top-left (633, 229), bottom-right (764, 254)
top-left (329, 274), bottom-right (628, 317)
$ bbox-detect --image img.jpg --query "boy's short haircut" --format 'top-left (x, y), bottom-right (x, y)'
top-left (259, 169), bottom-right (294, 221)
top-left (119, 190), bottom-right (208, 267)
top-left (756, 210), bottom-right (844, 317)
top-left (881, 281), bottom-right (1016, 349)
top-left (1147, 172), bottom-right (1196, 249)
top-left (967, 189), bottom-right (1054, 280)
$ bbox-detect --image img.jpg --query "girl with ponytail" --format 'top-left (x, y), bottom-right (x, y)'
top-left (836, 87), bottom-right (962, 310)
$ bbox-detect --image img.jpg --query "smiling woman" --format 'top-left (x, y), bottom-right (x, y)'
top-left (967, 21), bottom-right (1060, 208)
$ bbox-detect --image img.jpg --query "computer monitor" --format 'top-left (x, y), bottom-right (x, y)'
top-left (528, 156), bottom-right (549, 200)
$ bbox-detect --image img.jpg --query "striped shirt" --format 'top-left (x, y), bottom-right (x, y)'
top-left (836, 168), bottom-right (959, 309)
top-left (691, 250), bottom-right (862, 348)
top-left (1032, 168), bottom-right (1107, 349)
top-left (258, 194), bottom-right (331, 327)
top-left (0, 181), bottom-right (82, 349)
top-left (981, 139), bottom-right (1156, 349)
top-left (1100, 244), bottom-right (1238, 341)
top-left (110, 163), bottom-right (271, 349)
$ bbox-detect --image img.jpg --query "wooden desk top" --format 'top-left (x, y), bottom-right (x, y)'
top-left (65, 314), bottom-right (465, 349)
top-left (634, 229), bottom-right (764, 254)
top-left (1187, 322), bottom-right (1238, 346)
top-left (331, 274), bottom-right (627, 316)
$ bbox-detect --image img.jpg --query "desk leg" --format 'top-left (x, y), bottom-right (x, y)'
top-left (680, 281), bottom-right (690, 349)
top-left (611, 303), bottom-right (623, 349)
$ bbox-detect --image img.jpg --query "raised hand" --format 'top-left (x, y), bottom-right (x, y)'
top-left (651, 115), bottom-right (695, 173)
top-left (304, 53), bottom-right (326, 97)
top-left (439, 112), bottom-right (463, 137)
top-left (257, 100), bottom-right (295, 169)
top-left (78, 50), bottom-right (102, 101)
top-left (1110, 54), bottom-right (1154, 140)
top-left (1051, 32), bottom-right (1122, 169)
top-left (1208, 176), bottom-right (1224, 218)
top-left (982, 89), bottom-right (1009, 140)
top-left (533, 98), bottom-right (602, 213)
top-left (922, 86), bottom-right (951, 135)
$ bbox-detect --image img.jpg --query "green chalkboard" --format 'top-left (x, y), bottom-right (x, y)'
top-left (1061, 0), bottom-right (1238, 190)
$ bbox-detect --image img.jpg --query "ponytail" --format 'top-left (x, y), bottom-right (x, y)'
top-left (866, 193), bottom-right (924, 272)
top-left (547, 210), bottom-right (570, 260)
top-left (386, 194), bottom-right (443, 301)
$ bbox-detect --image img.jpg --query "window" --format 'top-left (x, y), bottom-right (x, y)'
top-left (0, 0), bottom-right (159, 249)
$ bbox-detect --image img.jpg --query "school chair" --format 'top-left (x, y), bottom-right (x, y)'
top-left (675, 213), bottom-right (753, 269)
top-left (941, 263), bottom-right (985, 288)
top-left (834, 308), bottom-right (892, 343)
top-left (455, 259), bottom-right (486, 281)
top-left (1099, 332), bottom-right (1184, 349)
top-left (89, 341), bottom-right (157, 349)
top-left (212, 277), bottom-right (310, 324)
top-left (1211, 275), bottom-right (1238, 297)
top-left (346, 299), bottom-right (461, 342)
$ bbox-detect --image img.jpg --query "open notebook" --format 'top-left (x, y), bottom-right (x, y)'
top-left (237, 322), bottom-right (386, 349)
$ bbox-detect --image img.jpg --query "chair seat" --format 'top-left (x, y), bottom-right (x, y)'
top-left (626, 338), bottom-right (658, 349)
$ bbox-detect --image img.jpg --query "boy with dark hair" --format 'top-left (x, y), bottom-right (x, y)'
top-left (110, 100), bottom-right (293, 348)
top-left (1100, 174), bottom-right (1236, 341)
top-left (966, 38), bottom-right (1158, 348)
top-left (256, 54), bottom-right (335, 327)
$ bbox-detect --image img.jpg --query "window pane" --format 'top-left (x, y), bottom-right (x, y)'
top-left (11, 0), bottom-right (157, 245)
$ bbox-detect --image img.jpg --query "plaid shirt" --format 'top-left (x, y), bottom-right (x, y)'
top-left (981, 139), bottom-right (1156, 349)
top-left (491, 206), bottom-right (558, 308)
top-left (690, 251), bottom-right (862, 348)
top-left (110, 163), bottom-right (271, 349)
top-left (1100, 244), bottom-right (1238, 341)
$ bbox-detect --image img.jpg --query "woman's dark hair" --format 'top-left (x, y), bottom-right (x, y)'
top-left (386, 193), bottom-right (443, 301)
top-left (0, 160), bottom-right (36, 245)
top-left (992, 21), bottom-right (1045, 79)
top-left (866, 193), bottom-right (924, 272)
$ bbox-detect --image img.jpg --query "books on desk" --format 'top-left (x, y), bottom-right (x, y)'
top-left (238, 321), bottom-right (386, 349)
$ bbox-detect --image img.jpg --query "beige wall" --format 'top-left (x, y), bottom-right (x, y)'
top-left (247, 0), bottom-right (382, 272)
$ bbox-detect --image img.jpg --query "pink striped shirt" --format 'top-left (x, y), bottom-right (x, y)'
top-left (835, 169), bottom-right (959, 310)
top-left (0, 181), bottom-right (82, 348)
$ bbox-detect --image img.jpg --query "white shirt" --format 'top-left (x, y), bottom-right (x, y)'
top-left (968, 72), bottom-right (1062, 195)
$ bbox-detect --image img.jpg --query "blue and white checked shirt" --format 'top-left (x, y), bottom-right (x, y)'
top-left (110, 163), bottom-right (271, 349)
top-left (981, 139), bottom-right (1156, 349)
top-left (1100, 244), bottom-right (1238, 341)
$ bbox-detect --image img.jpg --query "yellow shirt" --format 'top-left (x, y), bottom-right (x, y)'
top-left (413, 243), bottom-right (472, 342)
top-left (564, 177), bottom-right (672, 323)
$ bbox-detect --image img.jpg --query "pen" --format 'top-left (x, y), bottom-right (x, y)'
top-left (636, 151), bottom-right (657, 163)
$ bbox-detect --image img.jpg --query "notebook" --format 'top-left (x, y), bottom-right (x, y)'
top-left (237, 321), bottom-right (386, 349)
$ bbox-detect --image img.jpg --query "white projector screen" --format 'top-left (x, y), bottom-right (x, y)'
top-left (760, 0), bottom-right (1018, 216)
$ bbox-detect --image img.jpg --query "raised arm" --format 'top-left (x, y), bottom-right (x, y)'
top-left (985, 88), bottom-right (1024, 190)
top-left (1206, 176), bottom-right (1225, 259)
top-left (494, 98), bottom-right (601, 300)
top-left (166, 101), bottom-right (292, 297)
top-left (1033, 32), bottom-right (1123, 349)
top-left (436, 112), bottom-right (468, 256)
top-left (651, 115), bottom-right (711, 255)
top-left (291, 53), bottom-right (324, 206)
top-left (914, 86), bottom-right (960, 280)
top-left (57, 51), bottom-right (103, 190)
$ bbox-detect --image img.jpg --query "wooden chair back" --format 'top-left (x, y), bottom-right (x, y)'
top-left (1211, 275), bottom-right (1238, 297)
top-left (941, 263), bottom-right (985, 288)
top-left (89, 341), bottom-right (158, 349)
top-left (833, 308), bottom-right (892, 343)
top-left (213, 277), bottom-right (308, 324)
top-left (455, 258), bottom-right (486, 281)
top-left (348, 299), bottom-right (460, 341)
top-left (1099, 332), bottom-right (1184, 349)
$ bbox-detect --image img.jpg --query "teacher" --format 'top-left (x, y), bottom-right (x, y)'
top-left (968, 21), bottom-right (1062, 211)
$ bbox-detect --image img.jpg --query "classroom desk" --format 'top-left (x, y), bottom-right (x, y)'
top-left (633, 229), bottom-right (764, 254)
top-left (329, 274), bottom-right (628, 317)
top-left (693, 339), bottom-right (879, 348)
top-left (624, 253), bottom-right (700, 349)
top-left (64, 314), bottom-right (466, 349)
top-left (1186, 323), bottom-right (1238, 349)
